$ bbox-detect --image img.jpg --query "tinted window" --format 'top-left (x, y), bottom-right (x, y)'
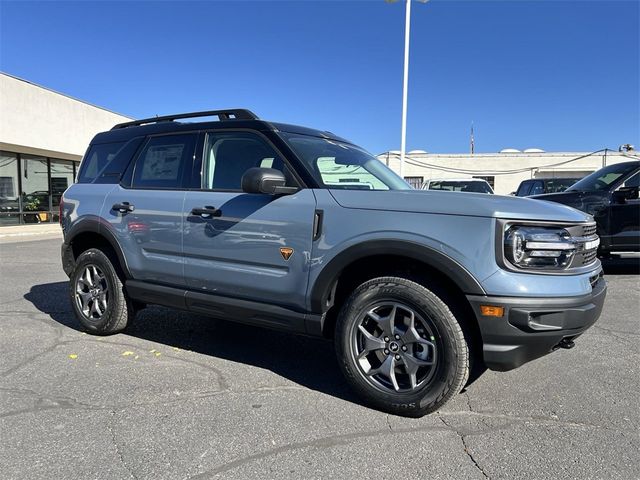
top-left (622, 171), bottom-right (640, 188)
top-left (132, 134), bottom-right (196, 189)
top-left (529, 181), bottom-right (545, 196)
top-left (545, 178), bottom-right (579, 193)
top-left (568, 162), bottom-right (640, 192)
top-left (516, 181), bottom-right (532, 196)
top-left (428, 181), bottom-right (492, 193)
top-left (202, 132), bottom-right (295, 190)
top-left (77, 142), bottom-right (125, 183)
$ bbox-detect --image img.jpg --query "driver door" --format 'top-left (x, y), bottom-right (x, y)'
top-left (609, 171), bottom-right (640, 251)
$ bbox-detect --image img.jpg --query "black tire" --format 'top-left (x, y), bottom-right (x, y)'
top-left (69, 248), bottom-right (134, 335)
top-left (335, 277), bottom-right (469, 417)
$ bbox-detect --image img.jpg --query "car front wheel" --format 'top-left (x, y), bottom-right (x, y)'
top-left (335, 277), bottom-right (469, 417)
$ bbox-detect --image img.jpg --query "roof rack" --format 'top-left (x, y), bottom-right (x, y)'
top-left (111, 109), bottom-right (259, 129)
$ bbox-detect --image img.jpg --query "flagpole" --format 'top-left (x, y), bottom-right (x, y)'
top-left (399, 0), bottom-right (411, 179)
top-left (470, 122), bottom-right (475, 155)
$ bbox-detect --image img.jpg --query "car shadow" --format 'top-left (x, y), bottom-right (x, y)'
top-left (24, 281), bottom-right (360, 406)
top-left (601, 256), bottom-right (640, 275)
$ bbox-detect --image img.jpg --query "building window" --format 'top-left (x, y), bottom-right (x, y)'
top-left (404, 176), bottom-right (424, 189)
top-left (0, 151), bottom-right (80, 225)
top-left (472, 175), bottom-right (495, 190)
top-left (50, 159), bottom-right (74, 209)
top-left (21, 155), bottom-right (50, 223)
top-left (0, 151), bottom-right (20, 225)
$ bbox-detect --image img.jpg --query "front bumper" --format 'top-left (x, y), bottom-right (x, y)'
top-left (466, 275), bottom-right (607, 371)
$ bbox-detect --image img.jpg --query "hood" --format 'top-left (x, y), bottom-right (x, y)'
top-left (530, 191), bottom-right (586, 209)
top-left (329, 189), bottom-right (592, 223)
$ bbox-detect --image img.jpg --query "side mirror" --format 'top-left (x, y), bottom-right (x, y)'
top-left (241, 167), bottom-right (298, 195)
top-left (613, 186), bottom-right (639, 203)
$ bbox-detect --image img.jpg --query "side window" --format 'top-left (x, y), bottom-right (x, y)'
top-left (622, 171), bottom-right (640, 188)
top-left (132, 134), bottom-right (196, 189)
top-left (202, 132), bottom-right (294, 190)
top-left (516, 181), bottom-right (532, 196)
top-left (77, 142), bottom-right (125, 183)
top-left (529, 181), bottom-right (545, 196)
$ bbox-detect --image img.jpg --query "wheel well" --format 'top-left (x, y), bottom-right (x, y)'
top-left (320, 254), bottom-right (484, 366)
top-left (69, 232), bottom-right (128, 279)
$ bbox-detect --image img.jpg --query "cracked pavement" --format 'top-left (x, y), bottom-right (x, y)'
top-left (0, 237), bottom-right (638, 479)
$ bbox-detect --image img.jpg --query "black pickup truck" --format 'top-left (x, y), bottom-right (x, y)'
top-left (533, 160), bottom-right (640, 257)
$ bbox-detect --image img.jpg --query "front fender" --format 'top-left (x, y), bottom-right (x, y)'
top-left (308, 238), bottom-right (486, 313)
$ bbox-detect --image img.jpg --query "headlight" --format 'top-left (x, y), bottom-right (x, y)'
top-left (504, 225), bottom-right (575, 270)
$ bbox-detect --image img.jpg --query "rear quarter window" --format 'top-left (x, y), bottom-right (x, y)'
top-left (77, 142), bottom-right (126, 183)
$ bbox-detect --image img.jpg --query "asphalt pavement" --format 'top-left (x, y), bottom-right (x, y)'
top-left (0, 235), bottom-right (638, 479)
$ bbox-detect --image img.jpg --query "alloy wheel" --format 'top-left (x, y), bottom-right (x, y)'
top-left (75, 264), bottom-right (109, 320)
top-left (351, 302), bottom-right (439, 393)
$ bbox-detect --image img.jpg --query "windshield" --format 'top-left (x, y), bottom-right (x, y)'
top-left (281, 134), bottom-right (411, 190)
top-left (426, 180), bottom-right (493, 194)
top-left (567, 162), bottom-right (639, 192)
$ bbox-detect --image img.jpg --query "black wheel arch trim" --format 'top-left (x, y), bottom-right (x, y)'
top-left (63, 217), bottom-right (132, 279)
top-left (309, 239), bottom-right (486, 313)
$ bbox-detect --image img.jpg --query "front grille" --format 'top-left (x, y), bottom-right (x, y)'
top-left (580, 223), bottom-right (597, 237)
top-left (565, 222), bottom-right (599, 269)
top-left (582, 249), bottom-right (597, 265)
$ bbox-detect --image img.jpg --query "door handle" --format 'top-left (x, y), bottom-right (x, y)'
top-left (112, 202), bottom-right (135, 213)
top-left (190, 206), bottom-right (221, 218)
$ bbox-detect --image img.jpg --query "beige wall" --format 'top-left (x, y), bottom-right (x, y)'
top-left (378, 151), bottom-right (636, 195)
top-left (0, 73), bottom-right (132, 161)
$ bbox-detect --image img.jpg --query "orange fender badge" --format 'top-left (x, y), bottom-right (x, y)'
top-left (280, 247), bottom-right (294, 261)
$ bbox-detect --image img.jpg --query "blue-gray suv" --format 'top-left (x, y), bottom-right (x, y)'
top-left (60, 109), bottom-right (607, 416)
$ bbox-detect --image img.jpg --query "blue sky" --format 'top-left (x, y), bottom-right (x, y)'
top-left (1, 0), bottom-right (638, 154)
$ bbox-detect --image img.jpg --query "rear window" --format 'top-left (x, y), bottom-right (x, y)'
top-left (77, 142), bottom-right (125, 183)
top-left (428, 181), bottom-right (492, 193)
top-left (515, 181), bottom-right (532, 196)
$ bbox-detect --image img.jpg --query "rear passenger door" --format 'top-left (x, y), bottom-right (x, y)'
top-left (102, 133), bottom-right (197, 286)
top-left (182, 130), bottom-right (316, 311)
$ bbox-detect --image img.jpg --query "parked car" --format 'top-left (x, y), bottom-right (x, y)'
top-left (515, 177), bottom-right (582, 197)
top-left (60, 109), bottom-right (606, 417)
top-left (422, 178), bottom-right (494, 194)
top-left (533, 160), bottom-right (640, 257)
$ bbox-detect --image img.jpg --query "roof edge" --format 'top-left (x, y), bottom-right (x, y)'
top-left (0, 71), bottom-right (134, 120)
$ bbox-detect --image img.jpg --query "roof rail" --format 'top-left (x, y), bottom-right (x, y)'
top-left (111, 109), bottom-right (259, 130)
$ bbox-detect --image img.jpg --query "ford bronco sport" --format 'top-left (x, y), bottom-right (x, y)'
top-left (60, 109), bottom-right (607, 417)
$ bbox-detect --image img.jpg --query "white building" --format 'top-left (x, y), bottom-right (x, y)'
top-left (379, 149), bottom-right (637, 195)
top-left (0, 73), bottom-right (131, 225)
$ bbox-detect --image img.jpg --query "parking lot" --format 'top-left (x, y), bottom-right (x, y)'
top-left (1, 234), bottom-right (638, 480)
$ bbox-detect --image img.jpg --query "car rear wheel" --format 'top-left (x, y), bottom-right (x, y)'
top-left (335, 277), bottom-right (469, 417)
top-left (69, 248), bottom-right (134, 335)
